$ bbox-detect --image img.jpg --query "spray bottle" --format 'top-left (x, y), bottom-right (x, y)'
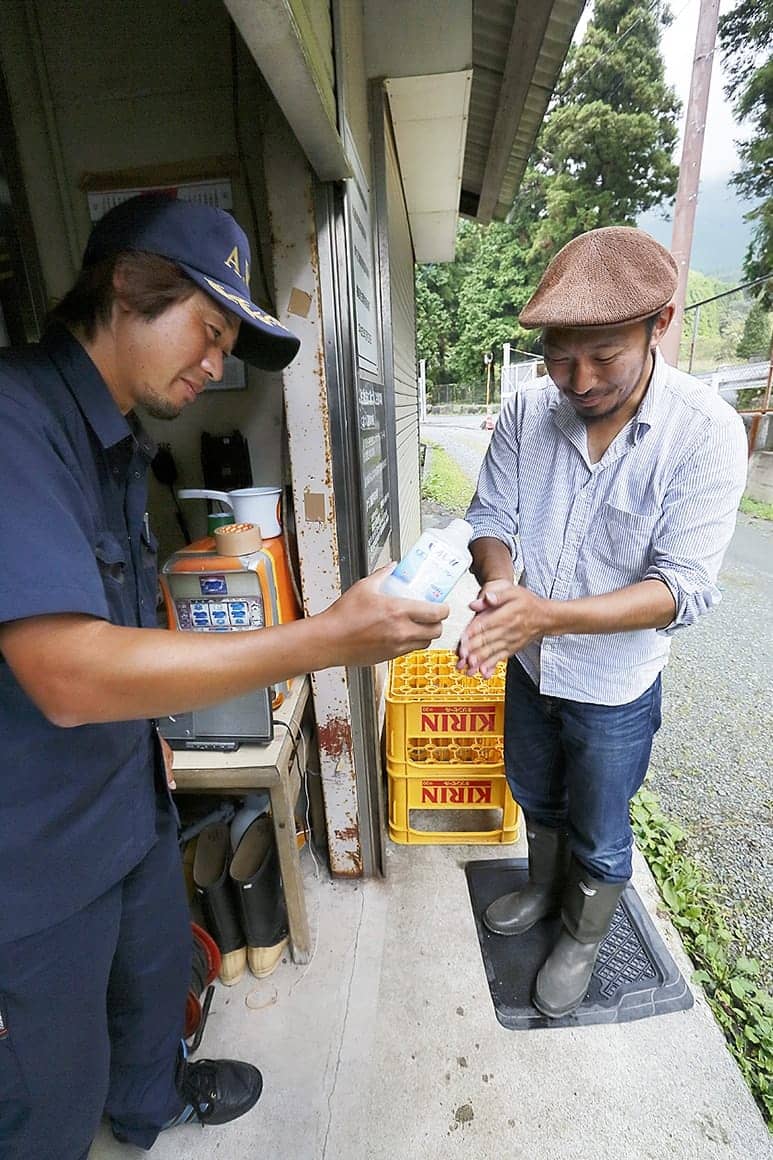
top-left (380, 519), bottom-right (473, 603)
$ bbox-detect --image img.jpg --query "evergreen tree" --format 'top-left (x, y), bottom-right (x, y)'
top-left (450, 221), bottom-right (535, 384)
top-left (524, 0), bottom-right (680, 263)
top-left (415, 221), bottom-right (481, 395)
top-left (719, 0), bottom-right (773, 309)
top-left (736, 302), bottom-right (773, 360)
top-left (415, 268), bottom-right (452, 388)
top-left (415, 0), bottom-right (681, 387)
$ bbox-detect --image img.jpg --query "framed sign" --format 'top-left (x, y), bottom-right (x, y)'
top-left (86, 178), bottom-right (234, 222)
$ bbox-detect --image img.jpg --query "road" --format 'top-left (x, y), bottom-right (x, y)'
top-left (421, 416), bottom-right (773, 984)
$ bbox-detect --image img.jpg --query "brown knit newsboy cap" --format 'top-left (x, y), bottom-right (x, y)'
top-left (519, 226), bottom-right (678, 329)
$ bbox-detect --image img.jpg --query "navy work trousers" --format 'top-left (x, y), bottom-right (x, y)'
top-left (0, 798), bottom-right (191, 1159)
top-left (505, 657), bottom-right (662, 882)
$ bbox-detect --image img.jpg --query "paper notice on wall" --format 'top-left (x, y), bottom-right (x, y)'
top-left (87, 180), bottom-right (233, 222)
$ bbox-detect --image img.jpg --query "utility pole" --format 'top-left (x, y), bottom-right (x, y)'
top-left (660, 0), bottom-right (721, 368)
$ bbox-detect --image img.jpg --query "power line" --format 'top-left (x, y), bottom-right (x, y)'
top-left (683, 273), bottom-right (772, 311)
top-left (569, 0), bottom-right (666, 92)
top-left (561, 0), bottom-right (697, 109)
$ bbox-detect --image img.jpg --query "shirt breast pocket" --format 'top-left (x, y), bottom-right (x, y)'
top-left (140, 524), bottom-right (158, 569)
top-left (139, 524), bottom-right (161, 626)
top-left (95, 531), bottom-right (128, 620)
top-left (592, 504), bottom-right (656, 577)
top-left (95, 532), bottom-right (127, 586)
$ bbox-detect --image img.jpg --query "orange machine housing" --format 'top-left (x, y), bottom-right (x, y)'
top-left (159, 535), bottom-right (301, 708)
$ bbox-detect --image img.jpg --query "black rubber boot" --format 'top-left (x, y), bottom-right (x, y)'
top-left (230, 817), bottom-right (289, 978)
top-left (532, 857), bottom-right (626, 1018)
top-left (483, 821), bottom-right (570, 935)
top-left (193, 823), bottom-right (246, 985)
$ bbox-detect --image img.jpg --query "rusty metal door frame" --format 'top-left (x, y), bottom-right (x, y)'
top-left (314, 178), bottom-right (386, 878)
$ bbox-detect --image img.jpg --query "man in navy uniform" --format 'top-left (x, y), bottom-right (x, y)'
top-left (459, 227), bottom-right (747, 1019)
top-left (0, 195), bottom-right (447, 1157)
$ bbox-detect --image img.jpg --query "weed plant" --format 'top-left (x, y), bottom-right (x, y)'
top-left (632, 787), bottom-right (773, 1128)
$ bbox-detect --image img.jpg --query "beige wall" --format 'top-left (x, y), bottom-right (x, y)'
top-left (0, 0), bottom-right (291, 559)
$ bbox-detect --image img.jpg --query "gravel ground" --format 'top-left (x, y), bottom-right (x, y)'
top-left (421, 420), bottom-right (773, 990)
top-left (648, 532), bottom-right (773, 989)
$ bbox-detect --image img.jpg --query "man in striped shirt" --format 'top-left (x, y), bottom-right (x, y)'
top-left (459, 227), bottom-right (748, 1018)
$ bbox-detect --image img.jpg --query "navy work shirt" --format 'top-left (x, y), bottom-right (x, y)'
top-left (0, 324), bottom-right (166, 944)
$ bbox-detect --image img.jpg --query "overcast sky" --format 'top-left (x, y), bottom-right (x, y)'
top-left (575, 0), bottom-right (748, 181)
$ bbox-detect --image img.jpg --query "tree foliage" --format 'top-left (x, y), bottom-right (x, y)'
top-left (736, 302), bottom-right (773, 359)
top-left (416, 0), bottom-right (681, 389)
top-left (719, 0), bottom-right (773, 308)
top-left (533, 0), bottom-right (680, 256)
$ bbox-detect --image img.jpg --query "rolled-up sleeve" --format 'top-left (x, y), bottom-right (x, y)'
top-left (645, 412), bottom-right (748, 634)
top-left (466, 401), bottom-right (521, 559)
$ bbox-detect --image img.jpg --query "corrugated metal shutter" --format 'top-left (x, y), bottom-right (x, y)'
top-left (384, 119), bottom-right (421, 555)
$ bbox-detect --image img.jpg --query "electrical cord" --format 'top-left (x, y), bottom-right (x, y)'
top-left (271, 718), bottom-right (320, 877)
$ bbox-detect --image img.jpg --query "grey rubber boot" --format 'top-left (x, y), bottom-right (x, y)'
top-left (483, 821), bottom-right (570, 936)
top-left (532, 856), bottom-right (626, 1018)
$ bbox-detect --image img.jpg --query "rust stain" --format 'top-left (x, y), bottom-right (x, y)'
top-left (307, 183), bottom-right (320, 280)
top-left (316, 715), bottom-right (353, 760)
top-left (331, 842), bottom-right (363, 877)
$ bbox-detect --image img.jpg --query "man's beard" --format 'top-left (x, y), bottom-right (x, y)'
top-left (138, 389), bottom-right (184, 420)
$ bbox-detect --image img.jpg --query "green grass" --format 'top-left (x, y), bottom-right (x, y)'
top-left (421, 441), bottom-right (476, 516)
top-left (740, 496), bottom-right (773, 522)
top-left (632, 787), bottom-right (773, 1128)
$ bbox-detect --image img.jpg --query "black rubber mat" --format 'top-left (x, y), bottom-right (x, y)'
top-left (466, 858), bottom-right (693, 1030)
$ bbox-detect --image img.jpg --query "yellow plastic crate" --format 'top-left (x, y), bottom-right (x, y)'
top-left (396, 734), bottom-right (503, 770)
top-left (387, 766), bottom-right (519, 845)
top-left (385, 651), bottom-right (518, 845)
top-left (385, 650), bottom-right (507, 768)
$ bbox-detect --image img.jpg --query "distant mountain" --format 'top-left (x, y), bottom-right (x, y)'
top-left (638, 176), bottom-right (759, 282)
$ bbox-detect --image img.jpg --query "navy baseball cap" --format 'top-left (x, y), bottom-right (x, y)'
top-left (83, 193), bottom-right (301, 371)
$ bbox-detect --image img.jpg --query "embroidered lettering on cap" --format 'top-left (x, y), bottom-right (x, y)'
top-left (203, 276), bottom-right (287, 331)
top-left (224, 246), bottom-right (242, 280)
top-left (0, 1001), bottom-right (8, 1039)
top-left (223, 247), bottom-right (251, 288)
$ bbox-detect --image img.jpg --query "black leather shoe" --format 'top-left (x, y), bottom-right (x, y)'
top-left (172, 1057), bottom-right (263, 1126)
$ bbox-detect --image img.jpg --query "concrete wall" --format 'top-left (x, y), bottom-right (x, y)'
top-left (0, 0), bottom-right (290, 560)
top-left (747, 451), bottom-right (773, 505)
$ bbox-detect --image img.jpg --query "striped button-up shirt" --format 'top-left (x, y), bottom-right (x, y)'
top-left (466, 350), bottom-right (748, 705)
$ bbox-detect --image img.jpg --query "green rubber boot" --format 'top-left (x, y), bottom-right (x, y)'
top-left (483, 821), bottom-right (570, 936)
top-left (533, 857), bottom-right (626, 1018)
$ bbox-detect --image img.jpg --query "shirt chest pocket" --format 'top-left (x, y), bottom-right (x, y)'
top-left (95, 531), bottom-right (129, 620)
top-left (139, 524), bottom-right (161, 626)
top-left (140, 524), bottom-right (158, 571)
top-left (592, 504), bottom-right (656, 577)
top-left (95, 532), bottom-right (127, 587)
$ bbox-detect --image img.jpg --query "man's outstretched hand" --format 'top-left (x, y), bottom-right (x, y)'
top-left (457, 580), bottom-right (551, 677)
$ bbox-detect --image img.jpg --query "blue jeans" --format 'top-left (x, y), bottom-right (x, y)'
top-left (504, 658), bottom-right (662, 883)
top-left (0, 798), bottom-right (190, 1159)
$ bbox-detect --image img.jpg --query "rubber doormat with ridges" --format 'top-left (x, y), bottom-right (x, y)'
top-left (466, 859), bottom-right (693, 1030)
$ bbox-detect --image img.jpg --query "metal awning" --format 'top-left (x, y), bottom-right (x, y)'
top-left (225, 0), bottom-right (585, 254)
top-left (463, 0), bottom-right (587, 223)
